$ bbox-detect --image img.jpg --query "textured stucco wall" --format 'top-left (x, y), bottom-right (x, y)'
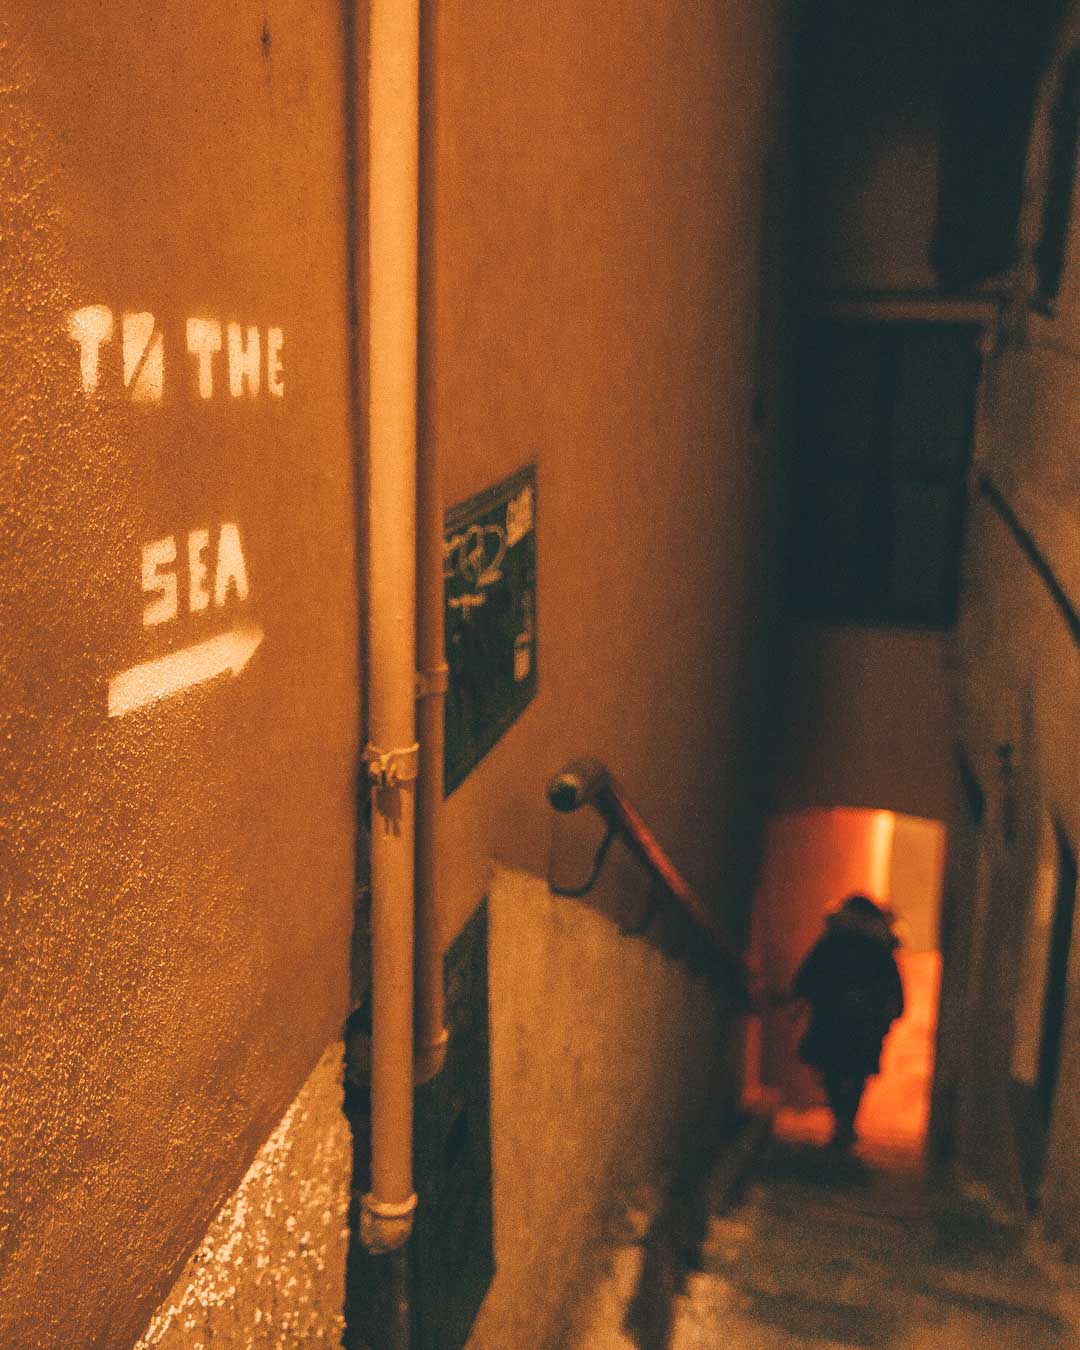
top-left (135, 1042), bottom-right (351, 1349)
top-left (467, 866), bottom-right (740, 1350)
top-left (944, 0), bottom-right (1080, 1244)
top-left (948, 493), bottom-right (1080, 1224)
top-left (4, 0), bottom-right (790, 1341)
top-left (0, 9), bottom-right (359, 1345)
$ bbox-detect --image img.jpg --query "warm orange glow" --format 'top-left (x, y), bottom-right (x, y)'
top-left (859, 948), bottom-right (940, 1147)
top-left (748, 806), bottom-right (896, 1107)
top-left (747, 806), bottom-right (944, 1160)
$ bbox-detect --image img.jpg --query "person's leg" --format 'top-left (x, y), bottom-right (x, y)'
top-left (821, 1068), bottom-right (846, 1142)
top-left (834, 1074), bottom-right (866, 1146)
top-left (823, 1070), bottom-right (865, 1147)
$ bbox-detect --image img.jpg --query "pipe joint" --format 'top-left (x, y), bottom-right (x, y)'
top-left (415, 663), bottom-right (449, 700)
top-left (360, 1190), bottom-right (418, 1254)
top-left (414, 1026), bottom-right (450, 1085)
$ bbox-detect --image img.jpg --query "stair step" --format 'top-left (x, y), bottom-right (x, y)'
top-left (575, 1124), bottom-right (1080, 1349)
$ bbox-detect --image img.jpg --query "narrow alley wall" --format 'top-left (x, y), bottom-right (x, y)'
top-left (426, 0), bottom-right (789, 946)
top-left (420, 0), bottom-right (791, 1341)
top-left (134, 1045), bottom-right (351, 1348)
top-left (796, 0), bottom-right (944, 295)
top-left (1, 2), bottom-right (793, 1346)
top-left (775, 625), bottom-right (951, 820)
top-left (942, 0), bottom-right (1080, 1249)
top-left (0, 7), bottom-right (361, 1346)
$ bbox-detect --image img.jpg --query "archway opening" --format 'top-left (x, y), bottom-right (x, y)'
top-left (745, 806), bottom-right (945, 1161)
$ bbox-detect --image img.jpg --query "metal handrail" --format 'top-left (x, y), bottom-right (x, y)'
top-left (546, 757), bottom-right (754, 1007)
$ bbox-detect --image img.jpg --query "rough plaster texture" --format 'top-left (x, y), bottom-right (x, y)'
top-left (0, 9), bottom-right (358, 1345)
top-left (948, 495), bottom-right (1080, 1226)
top-left (136, 1042), bottom-right (351, 1348)
top-left (948, 478), bottom-right (1080, 1231)
top-left (466, 865), bottom-right (741, 1350)
top-left (943, 0), bottom-right (1080, 1248)
top-left (4, 1), bottom-right (790, 1343)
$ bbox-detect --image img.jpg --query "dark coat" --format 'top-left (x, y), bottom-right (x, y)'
top-left (795, 908), bottom-right (904, 1078)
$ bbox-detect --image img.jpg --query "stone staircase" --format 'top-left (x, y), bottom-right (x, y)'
top-left (574, 1120), bottom-right (1080, 1349)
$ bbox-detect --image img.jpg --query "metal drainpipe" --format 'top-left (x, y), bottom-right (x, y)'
top-left (414, 456), bottom-right (449, 1083)
top-left (413, 9), bottom-right (449, 1082)
top-left (362, 0), bottom-right (421, 1256)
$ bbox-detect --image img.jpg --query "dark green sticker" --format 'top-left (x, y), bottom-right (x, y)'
top-left (444, 464), bottom-right (537, 795)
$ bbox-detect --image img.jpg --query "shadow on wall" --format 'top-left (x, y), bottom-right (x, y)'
top-left (747, 807), bottom-right (945, 1152)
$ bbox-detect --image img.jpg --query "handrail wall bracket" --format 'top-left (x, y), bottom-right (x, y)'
top-left (546, 757), bottom-right (756, 1009)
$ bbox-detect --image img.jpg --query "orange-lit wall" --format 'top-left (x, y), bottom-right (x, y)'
top-left (0, 2), bottom-right (794, 1345)
top-left (891, 812), bottom-right (947, 952)
top-left (0, 8), bottom-right (359, 1346)
top-left (751, 808), bottom-right (894, 1104)
top-left (775, 623), bottom-right (952, 822)
top-left (751, 807), bottom-right (945, 1144)
top-left (860, 950), bottom-right (941, 1151)
top-left (425, 1), bottom-right (789, 945)
top-left (422, 3), bottom-right (792, 1342)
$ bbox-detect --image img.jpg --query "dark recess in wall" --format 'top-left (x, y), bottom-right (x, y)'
top-left (934, 0), bottom-right (1066, 290)
top-left (344, 902), bottom-right (494, 1350)
top-left (792, 0), bottom-right (1066, 294)
top-left (1035, 47), bottom-right (1080, 306)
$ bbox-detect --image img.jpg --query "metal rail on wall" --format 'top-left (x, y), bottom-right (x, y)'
top-left (546, 758), bottom-right (756, 1008)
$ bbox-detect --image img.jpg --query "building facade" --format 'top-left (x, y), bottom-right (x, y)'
top-left (935, 0), bottom-right (1080, 1254)
top-left (0, 3), bottom-right (790, 1345)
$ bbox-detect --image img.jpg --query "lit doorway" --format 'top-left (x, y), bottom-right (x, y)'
top-left (746, 806), bottom-right (945, 1161)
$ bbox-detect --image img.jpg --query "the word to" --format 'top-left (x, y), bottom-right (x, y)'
top-left (67, 306), bottom-right (284, 403)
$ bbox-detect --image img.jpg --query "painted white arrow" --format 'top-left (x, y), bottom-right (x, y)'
top-left (107, 624), bottom-right (264, 718)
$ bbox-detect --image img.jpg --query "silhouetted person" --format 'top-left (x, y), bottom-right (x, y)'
top-left (793, 894), bottom-right (904, 1149)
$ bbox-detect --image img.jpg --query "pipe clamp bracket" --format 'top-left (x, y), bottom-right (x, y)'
top-left (364, 741), bottom-right (420, 788)
top-left (363, 1191), bottom-right (418, 1220)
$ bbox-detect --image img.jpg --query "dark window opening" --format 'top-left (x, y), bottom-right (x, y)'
top-left (787, 319), bottom-right (982, 628)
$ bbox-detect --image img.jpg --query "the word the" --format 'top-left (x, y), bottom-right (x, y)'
top-left (67, 306), bottom-right (284, 403)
